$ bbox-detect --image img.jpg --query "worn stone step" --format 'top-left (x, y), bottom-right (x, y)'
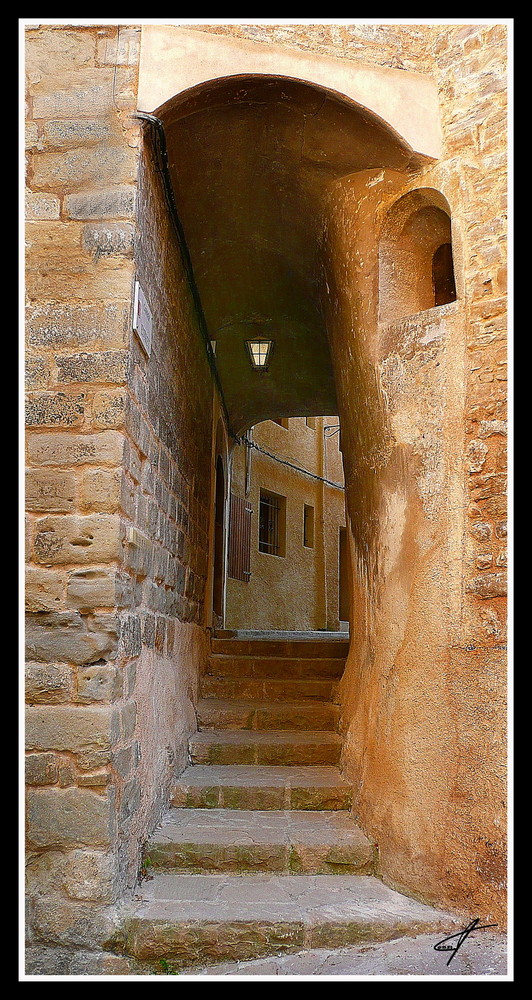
top-left (171, 765), bottom-right (352, 810)
top-left (196, 698), bottom-right (339, 732)
top-left (190, 931), bottom-right (508, 977)
top-left (205, 654), bottom-right (345, 680)
top-left (121, 872), bottom-right (460, 969)
top-left (211, 638), bottom-right (349, 658)
top-left (200, 675), bottom-right (337, 702)
top-left (145, 808), bottom-right (375, 874)
top-left (188, 730), bottom-right (342, 766)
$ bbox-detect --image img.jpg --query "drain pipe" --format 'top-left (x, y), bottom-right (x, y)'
top-left (132, 111), bottom-right (235, 439)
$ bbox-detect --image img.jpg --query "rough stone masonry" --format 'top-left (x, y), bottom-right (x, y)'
top-left (24, 21), bottom-right (508, 974)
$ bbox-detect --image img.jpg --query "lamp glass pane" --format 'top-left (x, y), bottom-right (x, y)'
top-left (247, 340), bottom-right (272, 368)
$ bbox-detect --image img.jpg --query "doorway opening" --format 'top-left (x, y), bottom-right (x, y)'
top-left (338, 526), bottom-right (350, 628)
top-left (212, 455), bottom-right (225, 624)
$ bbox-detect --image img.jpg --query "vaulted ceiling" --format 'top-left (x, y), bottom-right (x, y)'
top-left (157, 76), bottom-right (424, 436)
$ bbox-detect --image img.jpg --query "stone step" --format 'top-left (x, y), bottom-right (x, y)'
top-left (196, 698), bottom-right (339, 732)
top-left (190, 932), bottom-right (508, 977)
top-left (145, 808), bottom-right (375, 874)
top-left (121, 872), bottom-right (460, 969)
top-left (214, 630), bottom-right (349, 640)
top-left (171, 765), bottom-right (352, 810)
top-left (200, 675), bottom-right (337, 702)
top-left (188, 730), bottom-right (342, 766)
top-left (211, 638), bottom-right (349, 658)
top-left (205, 654), bottom-right (345, 679)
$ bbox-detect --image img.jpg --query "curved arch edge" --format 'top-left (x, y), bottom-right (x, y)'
top-left (137, 24), bottom-right (442, 160)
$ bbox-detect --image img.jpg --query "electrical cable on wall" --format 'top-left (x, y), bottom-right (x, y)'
top-left (132, 110), bottom-right (235, 439)
top-left (240, 436), bottom-right (345, 491)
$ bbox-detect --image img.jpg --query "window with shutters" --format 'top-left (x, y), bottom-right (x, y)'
top-left (227, 493), bottom-right (252, 581)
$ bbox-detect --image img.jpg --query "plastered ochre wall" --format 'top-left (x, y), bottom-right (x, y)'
top-left (226, 417), bottom-right (346, 631)
top-left (323, 137), bottom-right (506, 924)
top-left (190, 21), bottom-right (507, 925)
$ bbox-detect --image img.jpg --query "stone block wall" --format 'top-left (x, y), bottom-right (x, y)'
top-left (422, 21), bottom-right (508, 927)
top-left (25, 27), bottom-right (141, 951)
top-left (114, 119), bottom-right (215, 884)
top-left (24, 23), bottom-right (215, 960)
top-left (326, 24), bottom-right (507, 924)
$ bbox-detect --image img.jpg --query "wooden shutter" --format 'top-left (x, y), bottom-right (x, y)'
top-left (228, 493), bottom-right (252, 581)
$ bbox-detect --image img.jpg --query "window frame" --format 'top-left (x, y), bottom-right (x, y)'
top-left (258, 488), bottom-right (287, 557)
top-left (303, 503), bottom-right (315, 548)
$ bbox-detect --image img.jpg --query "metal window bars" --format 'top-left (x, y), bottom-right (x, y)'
top-left (259, 492), bottom-right (281, 555)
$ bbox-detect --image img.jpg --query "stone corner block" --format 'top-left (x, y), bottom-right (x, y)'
top-left (25, 610), bottom-right (119, 664)
top-left (27, 785), bottom-right (117, 849)
top-left (25, 703), bottom-right (118, 753)
top-left (32, 514), bottom-right (122, 566)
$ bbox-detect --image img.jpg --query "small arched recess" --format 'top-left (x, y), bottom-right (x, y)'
top-left (379, 188), bottom-right (457, 323)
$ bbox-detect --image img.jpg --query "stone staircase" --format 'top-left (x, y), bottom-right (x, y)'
top-left (118, 633), bottom-right (459, 973)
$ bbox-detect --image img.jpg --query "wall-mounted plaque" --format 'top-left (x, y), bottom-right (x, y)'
top-left (132, 279), bottom-right (153, 356)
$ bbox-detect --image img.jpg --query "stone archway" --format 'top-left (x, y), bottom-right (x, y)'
top-left (141, 72), bottom-right (434, 438)
top-left (24, 24), bottom-right (508, 972)
top-left (131, 60), bottom-right (484, 917)
top-left (130, 52), bottom-right (479, 918)
top-left (137, 24), bottom-right (442, 161)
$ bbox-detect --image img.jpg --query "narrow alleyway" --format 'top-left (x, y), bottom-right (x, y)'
top-left (24, 22), bottom-right (509, 980)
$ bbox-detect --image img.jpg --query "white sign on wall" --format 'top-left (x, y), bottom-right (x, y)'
top-left (132, 279), bottom-right (153, 356)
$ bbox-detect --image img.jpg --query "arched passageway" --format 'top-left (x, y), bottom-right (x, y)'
top-left (152, 74), bottom-right (428, 438)
top-left (144, 75), bottom-right (441, 625)
top-left (137, 70), bottom-right (479, 918)
top-left (23, 24), bottom-right (508, 966)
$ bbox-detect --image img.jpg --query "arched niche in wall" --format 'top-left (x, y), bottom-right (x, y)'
top-left (379, 187), bottom-right (456, 323)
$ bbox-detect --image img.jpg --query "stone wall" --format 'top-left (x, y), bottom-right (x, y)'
top-left (118, 118), bottom-right (214, 882)
top-left (422, 21), bottom-right (507, 926)
top-left (25, 25), bottom-right (142, 957)
top-left (321, 26), bottom-right (507, 925)
top-left (25, 22), bottom-right (215, 964)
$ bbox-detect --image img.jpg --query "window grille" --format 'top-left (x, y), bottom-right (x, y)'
top-left (259, 490), bottom-right (286, 556)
